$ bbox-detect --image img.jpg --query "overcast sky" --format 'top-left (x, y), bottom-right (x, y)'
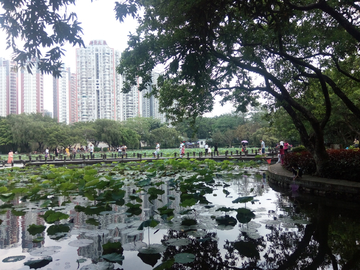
top-left (0, 0), bottom-right (232, 116)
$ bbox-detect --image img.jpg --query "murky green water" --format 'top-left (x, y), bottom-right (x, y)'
top-left (0, 161), bottom-right (359, 270)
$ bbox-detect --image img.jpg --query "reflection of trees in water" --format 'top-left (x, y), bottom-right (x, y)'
top-left (157, 199), bottom-right (360, 270)
top-left (263, 195), bottom-right (360, 270)
top-left (161, 230), bottom-right (236, 270)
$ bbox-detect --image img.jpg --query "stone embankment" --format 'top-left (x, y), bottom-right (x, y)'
top-left (267, 163), bottom-right (360, 203)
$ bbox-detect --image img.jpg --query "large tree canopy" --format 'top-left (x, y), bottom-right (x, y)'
top-left (117, 0), bottom-right (360, 176)
top-left (0, 0), bottom-right (84, 76)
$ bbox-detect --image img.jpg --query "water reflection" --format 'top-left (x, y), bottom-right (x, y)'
top-left (0, 165), bottom-right (359, 269)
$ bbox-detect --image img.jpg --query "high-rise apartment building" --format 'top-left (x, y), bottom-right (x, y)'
top-left (53, 67), bottom-right (77, 124)
top-left (21, 59), bottom-right (44, 114)
top-left (76, 40), bottom-right (123, 121)
top-left (0, 58), bottom-right (18, 117)
top-left (142, 72), bottom-right (166, 123)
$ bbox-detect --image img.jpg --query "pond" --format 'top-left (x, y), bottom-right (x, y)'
top-left (0, 159), bottom-right (359, 270)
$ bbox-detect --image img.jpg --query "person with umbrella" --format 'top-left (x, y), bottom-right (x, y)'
top-left (241, 140), bottom-right (248, 153)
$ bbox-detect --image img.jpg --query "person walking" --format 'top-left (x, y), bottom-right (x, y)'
top-left (214, 143), bottom-right (219, 156)
top-left (45, 147), bottom-right (49, 159)
top-left (89, 144), bottom-right (94, 159)
top-left (260, 139), bottom-right (266, 157)
top-left (279, 145), bottom-right (285, 164)
top-left (180, 144), bottom-right (185, 158)
top-left (155, 142), bottom-right (160, 157)
top-left (204, 143), bottom-right (209, 155)
top-left (354, 138), bottom-right (359, 148)
top-left (72, 147), bottom-right (77, 159)
top-left (284, 141), bottom-right (289, 154)
top-left (7, 150), bottom-right (13, 164)
top-left (179, 141), bottom-right (184, 156)
top-left (65, 147), bottom-right (70, 157)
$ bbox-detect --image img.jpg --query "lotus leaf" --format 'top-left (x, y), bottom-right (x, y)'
top-left (102, 253), bottom-right (124, 264)
top-left (28, 224), bottom-right (46, 235)
top-left (86, 218), bottom-right (100, 226)
top-left (174, 253), bottom-right (196, 264)
top-left (69, 239), bottom-right (94, 247)
top-left (216, 215), bottom-right (237, 226)
top-left (102, 242), bottom-right (124, 255)
top-left (24, 256), bottom-right (52, 269)
top-left (137, 252), bottom-right (161, 266)
top-left (153, 259), bottom-right (175, 270)
top-left (41, 210), bottom-right (69, 223)
top-left (232, 196), bottom-right (255, 204)
top-left (47, 224), bottom-right (70, 235)
top-left (233, 241), bottom-right (260, 259)
top-left (181, 218), bottom-right (197, 226)
top-left (147, 187), bottom-right (165, 201)
top-left (2, 255), bottom-right (26, 263)
top-left (138, 218), bottom-right (160, 230)
top-left (236, 208), bottom-right (256, 224)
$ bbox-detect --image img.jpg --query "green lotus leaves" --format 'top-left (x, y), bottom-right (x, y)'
top-left (232, 196), bottom-right (256, 204)
top-left (147, 187), bottom-right (165, 201)
top-left (86, 218), bottom-right (100, 226)
top-left (236, 208), bottom-right (256, 224)
top-left (174, 253), bottom-right (196, 264)
top-left (28, 224), bottom-right (46, 235)
top-left (41, 210), bottom-right (69, 223)
top-left (233, 241), bottom-right (260, 259)
top-left (138, 218), bottom-right (160, 230)
top-left (153, 258), bottom-right (175, 270)
top-left (216, 215), bottom-right (237, 226)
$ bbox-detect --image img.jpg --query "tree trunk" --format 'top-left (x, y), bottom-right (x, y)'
top-left (304, 130), bottom-right (330, 177)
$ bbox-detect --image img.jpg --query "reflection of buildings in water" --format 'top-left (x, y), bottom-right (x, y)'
top-left (0, 208), bottom-right (19, 249)
top-left (21, 211), bottom-right (45, 252)
top-left (0, 198), bottom-right (45, 251)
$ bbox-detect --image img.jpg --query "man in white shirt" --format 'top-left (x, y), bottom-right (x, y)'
top-left (89, 144), bottom-right (94, 159)
top-left (204, 143), bottom-right (209, 155)
top-left (179, 141), bottom-right (184, 156)
top-left (260, 140), bottom-right (265, 156)
top-left (155, 143), bottom-right (160, 156)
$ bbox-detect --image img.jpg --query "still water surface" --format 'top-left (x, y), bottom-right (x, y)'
top-left (0, 163), bottom-right (359, 270)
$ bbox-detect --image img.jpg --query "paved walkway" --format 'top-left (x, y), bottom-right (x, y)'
top-left (267, 163), bottom-right (360, 202)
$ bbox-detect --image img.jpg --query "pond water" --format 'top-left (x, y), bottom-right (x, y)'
top-left (0, 160), bottom-right (359, 270)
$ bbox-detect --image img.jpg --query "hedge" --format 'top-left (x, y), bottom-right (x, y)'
top-left (283, 149), bottom-right (360, 181)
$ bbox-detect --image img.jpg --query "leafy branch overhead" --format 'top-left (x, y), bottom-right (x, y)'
top-left (116, 0), bottom-right (360, 177)
top-left (0, 0), bottom-right (84, 76)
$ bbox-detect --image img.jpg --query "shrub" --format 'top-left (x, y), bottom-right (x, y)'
top-left (283, 149), bottom-right (360, 181)
top-left (94, 147), bottom-right (101, 152)
top-left (291, 145), bottom-right (306, 152)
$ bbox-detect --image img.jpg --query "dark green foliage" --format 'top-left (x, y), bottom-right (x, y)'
top-left (47, 224), bottom-right (70, 236)
top-left (236, 208), bottom-right (256, 224)
top-left (291, 145), bottom-right (307, 153)
top-left (27, 224), bottom-right (46, 235)
top-left (233, 241), bottom-right (260, 259)
top-left (102, 242), bottom-right (124, 264)
top-left (181, 218), bottom-right (197, 226)
top-left (284, 149), bottom-right (360, 181)
top-left (41, 210), bottom-right (69, 223)
top-left (215, 215), bottom-right (237, 226)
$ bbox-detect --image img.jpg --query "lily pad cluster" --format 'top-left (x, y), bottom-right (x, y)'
top-left (0, 158), bottom-right (261, 269)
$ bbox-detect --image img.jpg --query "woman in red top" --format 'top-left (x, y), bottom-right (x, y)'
top-left (284, 141), bottom-right (289, 153)
top-left (279, 145), bottom-right (285, 165)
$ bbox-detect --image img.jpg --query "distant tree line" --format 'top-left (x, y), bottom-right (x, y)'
top-left (1, 106), bottom-right (356, 154)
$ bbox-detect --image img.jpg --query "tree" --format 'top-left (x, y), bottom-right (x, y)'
top-left (117, 0), bottom-right (360, 176)
top-left (149, 126), bottom-right (181, 148)
top-left (0, 0), bottom-right (84, 76)
top-left (123, 117), bottom-right (163, 146)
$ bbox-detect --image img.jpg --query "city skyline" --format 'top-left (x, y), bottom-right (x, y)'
top-left (0, 0), bottom-right (233, 117)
